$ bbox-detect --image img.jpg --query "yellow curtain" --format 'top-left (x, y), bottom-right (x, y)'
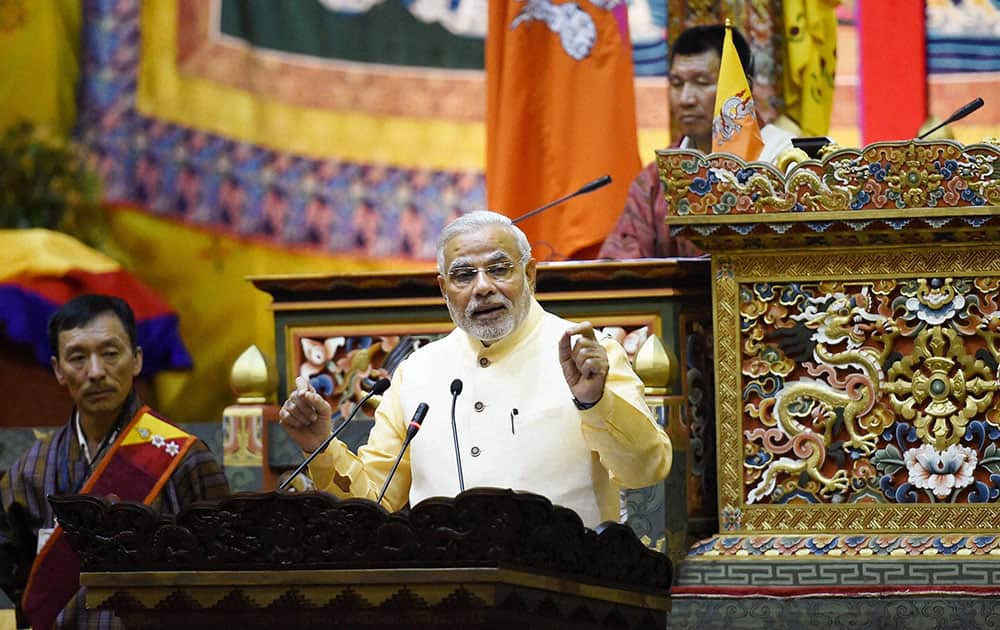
top-left (0, 0), bottom-right (80, 135)
top-left (782, 0), bottom-right (839, 136)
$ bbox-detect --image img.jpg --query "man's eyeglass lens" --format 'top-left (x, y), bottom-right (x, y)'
top-left (448, 262), bottom-right (516, 287)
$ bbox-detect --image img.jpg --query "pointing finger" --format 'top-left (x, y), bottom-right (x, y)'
top-left (558, 329), bottom-right (573, 360)
top-left (295, 376), bottom-right (312, 393)
top-left (565, 322), bottom-right (597, 342)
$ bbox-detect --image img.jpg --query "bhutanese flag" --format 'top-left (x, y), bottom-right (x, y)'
top-left (0, 229), bottom-right (191, 373)
top-left (711, 23), bottom-right (764, 161)
top-left (486, 0), bottom-right (641, 260)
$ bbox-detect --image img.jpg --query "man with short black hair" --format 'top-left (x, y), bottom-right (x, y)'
top-left (599, 24), bottom-right (796, 259)
top-left (0, 294), bottom-right (229, 629)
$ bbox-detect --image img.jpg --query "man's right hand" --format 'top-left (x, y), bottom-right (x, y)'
top-left (279, 376), bottom-right (333, 453)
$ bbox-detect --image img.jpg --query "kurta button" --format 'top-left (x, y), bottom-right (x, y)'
top-left (474, 401), bottom-right (485, 412)
top-left (471, 446), bottom-right (481, 457)
top-left (479, 357), bottom-right (490, 367)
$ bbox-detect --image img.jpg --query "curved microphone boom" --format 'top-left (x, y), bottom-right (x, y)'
top-left (279, 377), bottom-right (391, 491)
top-left (918, 97), bottom-right (985, 139)
top-left (511, 175), bottom-right (612, 225)
top-left (449, 378), bottom-right (466, 492)
top-left (377, 402), bottom-right (429, 505)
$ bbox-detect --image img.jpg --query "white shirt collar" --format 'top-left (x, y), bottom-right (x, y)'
top-left (74, 411), bottom-right (120, 466)
top-left (74, 411), bottom-right (95, 465)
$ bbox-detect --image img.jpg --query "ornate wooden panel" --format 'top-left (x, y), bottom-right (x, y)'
top-left (658, 139), bottom-right (1000, 533)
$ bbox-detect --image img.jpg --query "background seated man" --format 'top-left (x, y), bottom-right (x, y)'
top-left (281, 211), bottom-right (672, 529)
top-left (0, 294), bottom-right (230, 629)
top-left (600, 24), bottom-right (796, 259)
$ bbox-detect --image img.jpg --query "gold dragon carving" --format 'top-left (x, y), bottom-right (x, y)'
top-left (742, 277), bottom-right (1000, 508)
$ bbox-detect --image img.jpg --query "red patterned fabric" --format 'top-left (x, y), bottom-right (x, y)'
top-left (598, 160), bottom-right (705, 259)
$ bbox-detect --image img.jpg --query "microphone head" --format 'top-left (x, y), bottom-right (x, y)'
top-left (956, 97), bottom-right (985, 119)
top-left (405, 402), bottom-right (429, 441)
top-left (413, 402), bottom-right (429, 425)
top-left (450, 378), bottom-right (463, 396)
top-left (578, 174), bottom-right (612, 194)
top-left (371, 378), bottom-right (391, 395)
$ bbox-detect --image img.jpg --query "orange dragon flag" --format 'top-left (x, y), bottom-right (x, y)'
top-left (711, 21), bottom-right (764, 161)
top-left (486, 0), bottom-right (641, 259)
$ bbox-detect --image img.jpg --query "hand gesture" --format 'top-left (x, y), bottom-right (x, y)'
top-left (279, 376), bottom-right (333, 453)
top-left (558, 322), bottom-right (608, 406)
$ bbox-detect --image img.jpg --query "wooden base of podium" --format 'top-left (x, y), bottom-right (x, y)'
top-left (51, 489), bottom-right (672, 630)
top-left (83, 568), bottom-right (669, 629)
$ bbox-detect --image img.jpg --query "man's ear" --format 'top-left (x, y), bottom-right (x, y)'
top-left (525, 259), bottom-right (537, 292)
top-left (132, 346), bottom-right (144, 377)
top-left (437, 274), bottom-right (447, 298)
top-left (51, 356), bottom-right (66, 386)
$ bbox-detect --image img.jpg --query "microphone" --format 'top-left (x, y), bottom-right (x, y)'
top-left (376, 402), bottom-right (429, 505)
top-left (918, 97), bottom-right (984, 139)
top-left (279, 377), bottom-right (391, 491)
top-left (449, 378), bottom-right (466, 492)
top-left (511, 175), bottom-right (612, 225)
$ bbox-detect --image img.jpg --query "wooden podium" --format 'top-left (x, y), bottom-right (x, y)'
top-left (50, 489), bottom-right (671, 629)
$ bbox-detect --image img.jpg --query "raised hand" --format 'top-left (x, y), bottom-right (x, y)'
top-left (558, 322), bottom-right (608, 406)
top-left (278, 376), bottom-right (334, 453)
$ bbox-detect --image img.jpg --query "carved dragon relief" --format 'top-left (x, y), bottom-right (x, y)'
top-left (740, 277), bottom-right (1000, 509)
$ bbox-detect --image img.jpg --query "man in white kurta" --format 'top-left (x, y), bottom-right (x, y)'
top-left (280, 211), bottom-right (672, 528)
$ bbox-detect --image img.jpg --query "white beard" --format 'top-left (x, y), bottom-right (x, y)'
top-left (446, 281), bottom-right (532, 343)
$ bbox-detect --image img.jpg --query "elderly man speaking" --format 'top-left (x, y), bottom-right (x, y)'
top-left (280, 211), bottom-right (672, 527)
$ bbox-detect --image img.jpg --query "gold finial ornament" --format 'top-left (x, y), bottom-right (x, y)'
top-left (230, 344), bottom-right (278, 404)
top-left (633, 334), bottom-right (677, 395)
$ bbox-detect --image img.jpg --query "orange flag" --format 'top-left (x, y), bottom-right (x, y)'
top-left (711, 23), bottom-right (764, 161)
top-left (486, 0), bottom-right (641, 260)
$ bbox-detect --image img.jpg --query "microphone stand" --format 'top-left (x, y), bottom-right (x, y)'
top-left (918, 97), bottom-right (985, 139)
top-left (511, 175), bottom-right (612, 225)
top-left (449, 379), bottom-right (466, 492)
top-left (279, 379), bottom-right (389, 491)
top-left (377, 403), bottom-right (429, 505)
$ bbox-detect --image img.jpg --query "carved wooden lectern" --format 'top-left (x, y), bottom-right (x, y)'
top-left (51, 489), bottom-right (671, 629)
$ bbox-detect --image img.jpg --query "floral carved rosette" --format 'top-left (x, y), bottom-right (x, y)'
top-left (740, 276), bottom-right (1000, 509)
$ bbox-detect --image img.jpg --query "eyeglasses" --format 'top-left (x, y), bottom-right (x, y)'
top-left (446, 261), bottom-right (519, 288)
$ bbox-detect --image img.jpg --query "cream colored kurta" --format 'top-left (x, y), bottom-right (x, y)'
top-left (308, 299), bottom-right (672, 527)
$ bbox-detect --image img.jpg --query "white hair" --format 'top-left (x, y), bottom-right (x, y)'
top-left (435, 211), bottom-right (532, 273)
